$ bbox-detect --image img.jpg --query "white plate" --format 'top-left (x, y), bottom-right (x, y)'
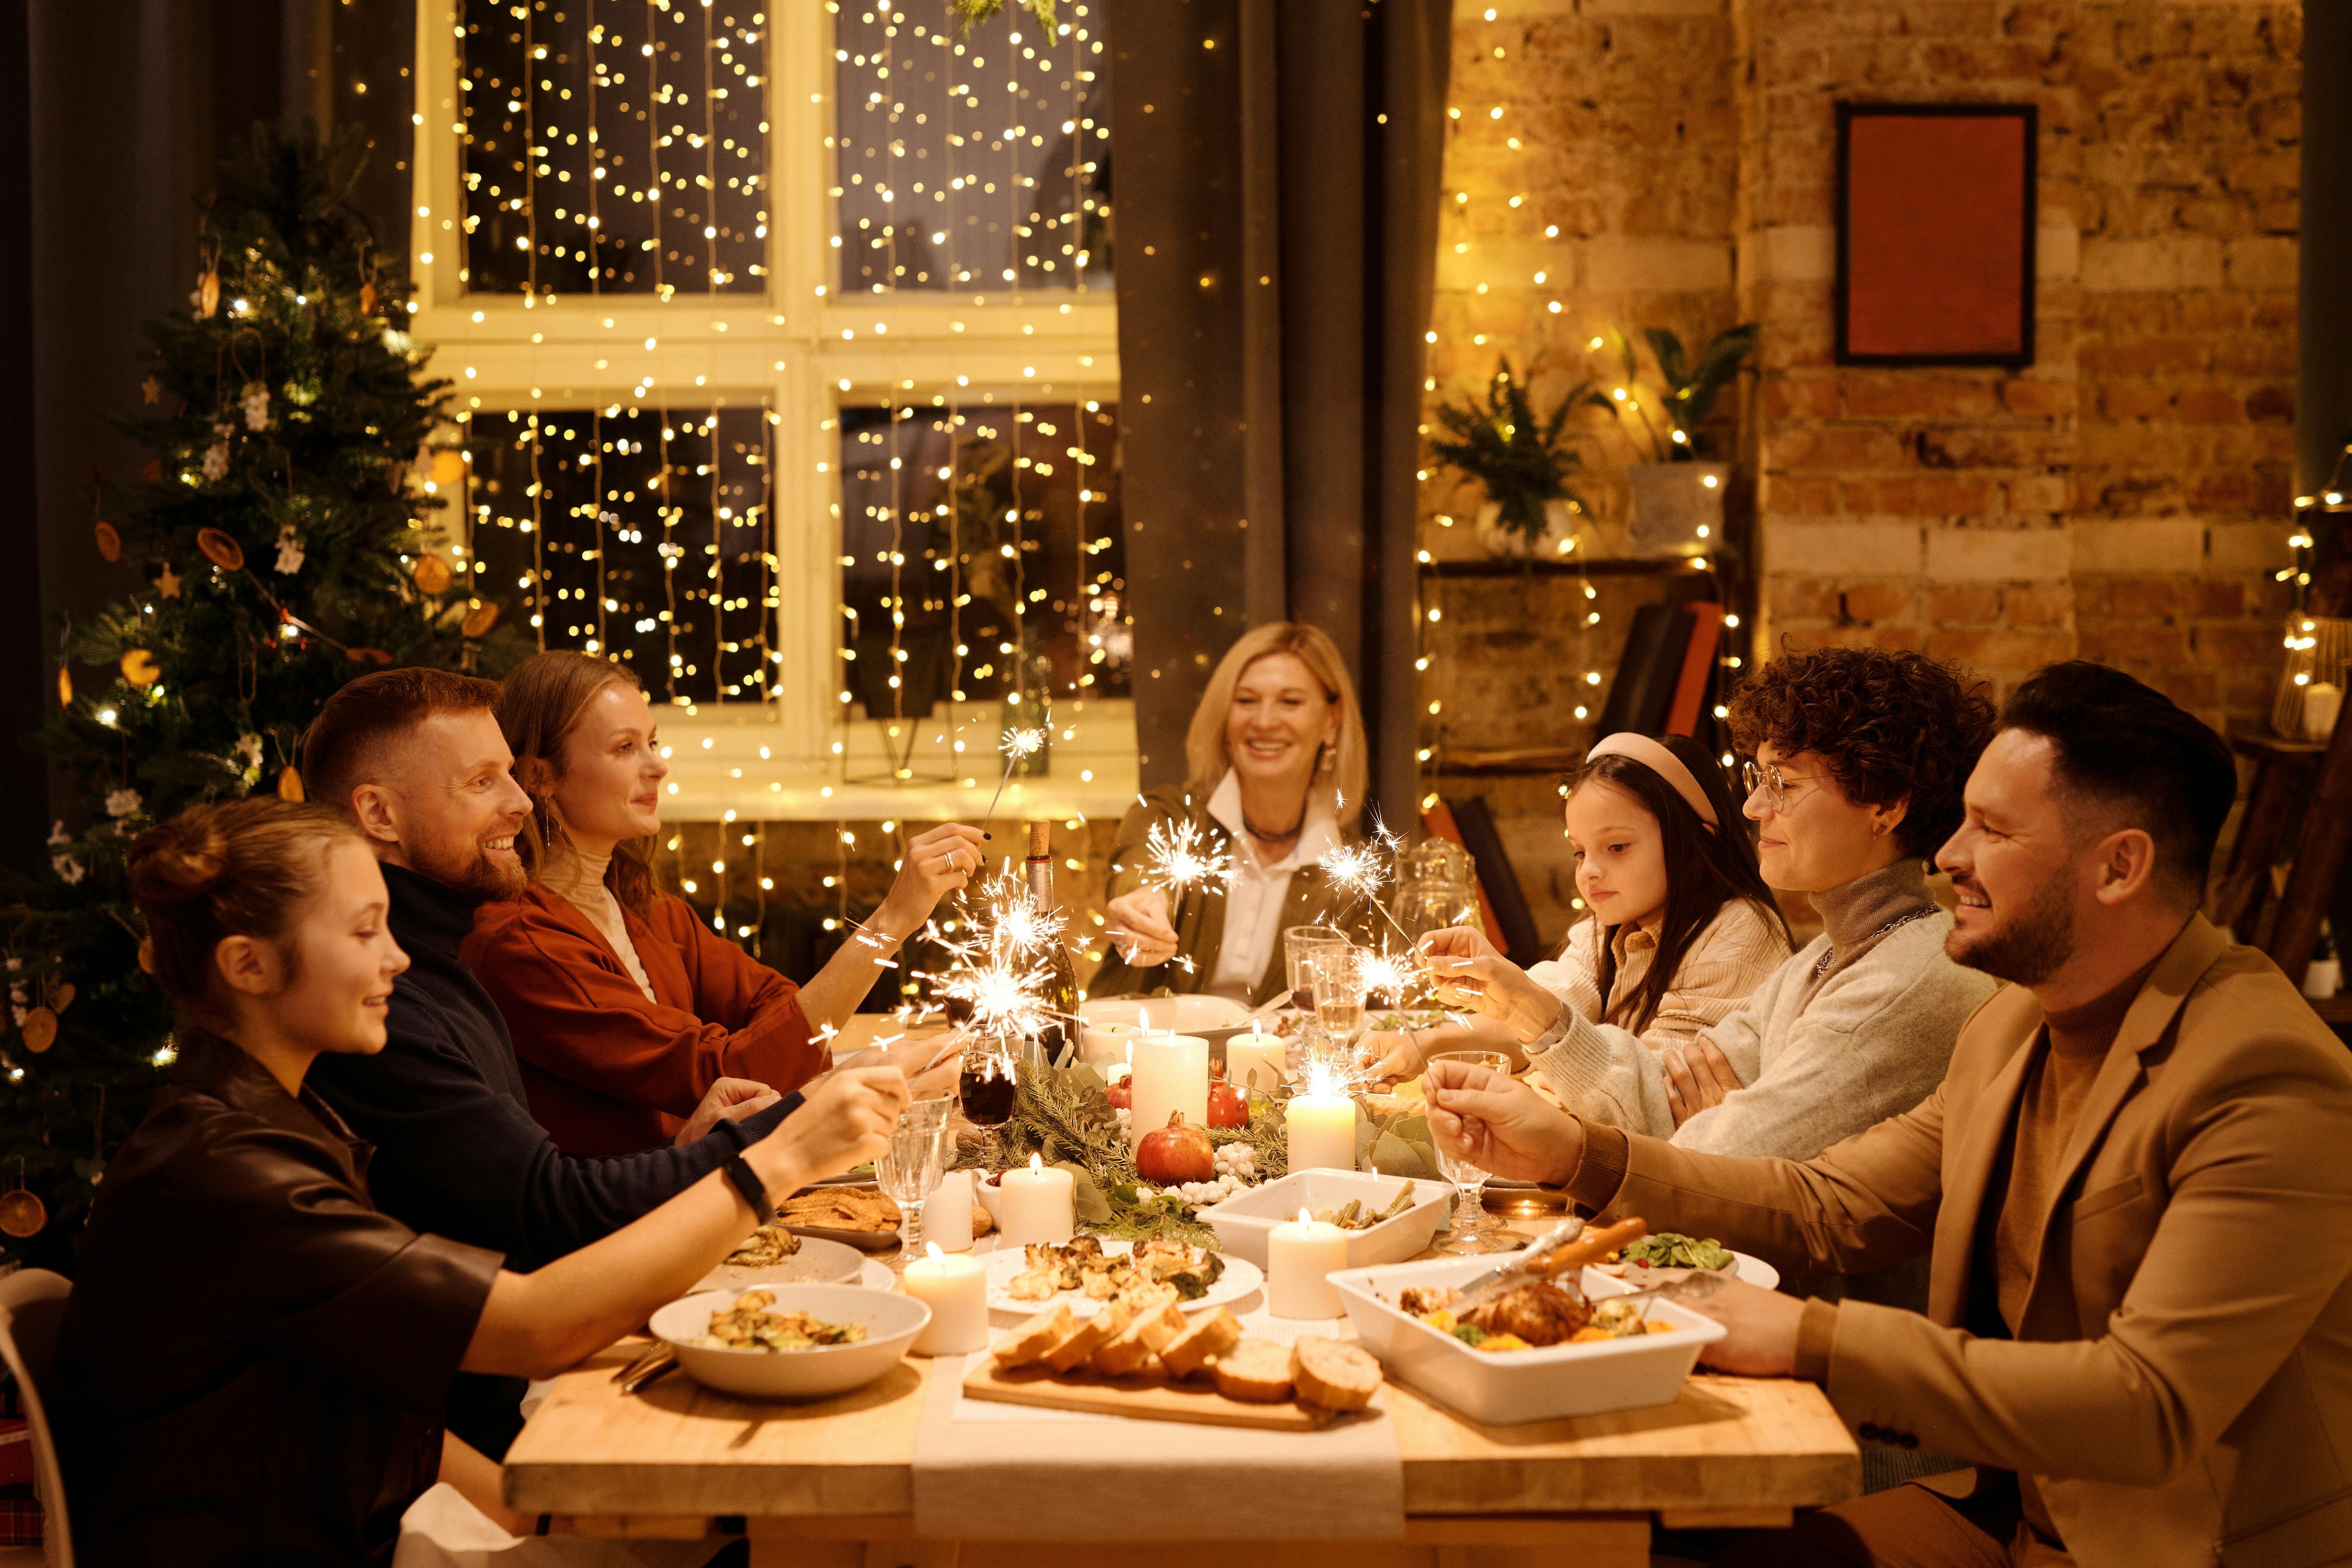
top-left (695, 1233), bottom-right (867, 1292)
top-left (982, 1238), bottom-right (1263, 1318)
top-left (1592, 1248), bottom-right (1780, 1292)
top-left (651, 1283), bottom-right (929, 1400)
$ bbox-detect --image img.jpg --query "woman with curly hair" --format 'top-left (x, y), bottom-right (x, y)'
top-left (1429, 646), bottom-right (1998, 1159)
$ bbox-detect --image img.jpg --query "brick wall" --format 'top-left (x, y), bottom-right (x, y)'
top-left (1425, 0), bottom-right (2300, 947)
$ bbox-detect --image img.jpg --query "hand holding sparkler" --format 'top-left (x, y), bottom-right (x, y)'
top-left (871, 822), bottom-right (989, 941)
top-left (1416, 926), bottom-right (1564, 1044)
top-left (1104, 814), bottom-right (1233, 968)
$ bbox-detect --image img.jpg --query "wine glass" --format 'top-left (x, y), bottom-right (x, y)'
top-left (1424, 1049), bottom-right (1520, 1255)
top-left (877, 1096), bottom-right (952, 1258)
top-left (958, 1042), bottom-right (1018, 1169)
top-left (1305, 946), bottom-right (1368, 1072)
top-left (1285, 925), bottom-right (1350, 1011)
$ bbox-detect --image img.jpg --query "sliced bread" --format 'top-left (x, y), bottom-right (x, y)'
top-left (1290, 1336), bottom-right (1381, 1411)
top-left (1157, 1305), bottom-right (1244, 1379)
top-left (1040, 1300), bottom-right (1134, 1373)
top-left (1210, 1338), bottom-right (1294, 1403)
top-left (1091, 1301), bottom-right (1187, 1376)
top-left (991, 1304), bottom-right (1075, 1369)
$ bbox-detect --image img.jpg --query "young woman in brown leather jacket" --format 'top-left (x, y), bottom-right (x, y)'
top-left (55, 797), bottom-right (907, 1568)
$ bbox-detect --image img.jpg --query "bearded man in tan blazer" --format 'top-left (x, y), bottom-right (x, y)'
top-left (1425, 662), bottom-right (2352, 1568)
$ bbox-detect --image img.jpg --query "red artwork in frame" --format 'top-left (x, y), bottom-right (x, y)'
top-left (1836, 103), bottom-right (2037, 368)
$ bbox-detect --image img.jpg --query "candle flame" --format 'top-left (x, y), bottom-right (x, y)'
top-left (1298, 1207), bottom-right (1314, 1225)
top-left (925, 1241), bottom-right (944, 1260)
top-left (1138, 1005), bottom-right (1150, 1033)
top-left (1029, 1152), bottom-right (1043, 1175)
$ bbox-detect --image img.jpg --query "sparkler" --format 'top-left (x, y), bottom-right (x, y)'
top-left (912, 866), bottom-right (1074, 1045)
top-left (1315, 814), bottom-right (1419, 947)
top-left (978, 725), bottom-right (1047, 828)
top-left (1142, 815), bottom-right (1236, 899)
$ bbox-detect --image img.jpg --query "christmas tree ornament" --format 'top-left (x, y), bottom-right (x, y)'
top-left (140, 458), bottom-right (161, 483)
top-left (273, 524), bottom-right (305, 575)
top-left (430, 449), bottom-right (467, 489)
top-left (194, 270), bottom-right (220, 319)
top-left (277, 766), bottom-right (305, 803)
top-left (140, 374), bottom-right (162, 406)
top-left (0, 1181), bottom-right (44, 1240)
top-left (345, 647), bottom-right (394, 666)
top-left (118, 650), bottom-right (161, 687)
top-left (201, 430), bottom-right (231, 482)
top-left (55, 666), bottom-right (70, 709)
top-left (155, 564), bottom-right (182, 599)
top-left (196, 528), bottom-right (245, 571)
top-left (462, 602), bottom-right (501, 638)
top-left (360, 279), bottom-right (378, 316)
top-left (93, 521), bottom-right (122, 562)
top-left (104, 788), bottom-right (142, 820)
top-left (411, 554), bottom-right (454, 595)
top-left (20, 1008), bottom-right (56, 1053)
top-left (45, 980), bottom-right (75, 1013)
top-left (242, 381), bottom-right (272, 432)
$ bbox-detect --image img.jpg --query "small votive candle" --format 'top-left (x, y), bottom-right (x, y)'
top-left (1226, 1023), bottom-right (1287, 1095)
top-left (2305, 680), bottom-right (2343, 742)
top-left (996, 1153), bottom-right (1075, 1248)
top-left (1266, 1208), bottom-right (1349, 1319)
top-left (904, 1243), bottom-right (990, 1355)
top-left (925, 1169), bottom-right (974, 1253)
top-left (1285, 1086), bottom-right (1358, 1176)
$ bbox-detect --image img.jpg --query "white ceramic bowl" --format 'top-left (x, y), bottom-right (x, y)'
top-left (650, 1284), bottom-right (930, 1400)
top-left (1198, 1169), bottom-right (1454, 1269)
top-left (1329, 1255), bottom-right (1726, 1424)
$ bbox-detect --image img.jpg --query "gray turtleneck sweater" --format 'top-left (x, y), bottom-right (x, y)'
top-left (1525, 859), bottom-right (1998, 1158)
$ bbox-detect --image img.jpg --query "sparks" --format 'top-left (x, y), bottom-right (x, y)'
top-left (1142, 816), bottom-right (1235, 898)
top-left (910, 868), bottom-right (1073, 1044)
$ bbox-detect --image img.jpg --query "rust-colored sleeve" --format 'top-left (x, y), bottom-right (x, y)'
top-left (467, 899), bottom-right (824, 1119)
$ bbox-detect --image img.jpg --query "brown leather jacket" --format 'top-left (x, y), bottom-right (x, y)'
top-left (56, 1035), bottom-right (503, 1567)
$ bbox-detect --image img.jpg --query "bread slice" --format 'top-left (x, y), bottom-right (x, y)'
top-left (1041, 1300), bottom-right (1134, 1373)
top-left (1210, 1338), bottom-right (1294, 1403)
top-left (990, 1304), bottom-right (1074, 1369)
top-left (1157, 1306), bottom-right (1243, 1379)
top-left (1290, 1336), bottom-right (1380, 1411)
top-left (1091, 1301), bottom-right (1186, 1376)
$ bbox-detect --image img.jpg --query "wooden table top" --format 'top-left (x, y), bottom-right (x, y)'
top-left (506, 1010), bottom-right (1860, 1522)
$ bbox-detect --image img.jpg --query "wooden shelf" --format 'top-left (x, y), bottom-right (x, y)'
top-left (1419, 556), bottom-right (1728, 580)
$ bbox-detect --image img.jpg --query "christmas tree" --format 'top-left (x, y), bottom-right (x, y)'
top-left (0, 122), bottom-right (521, 1265)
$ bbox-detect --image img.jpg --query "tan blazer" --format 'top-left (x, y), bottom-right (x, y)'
top-left (1087, 783), bottom-right (1369, 1008)
top-left (1591, 916), bottom-right (2352, 1568)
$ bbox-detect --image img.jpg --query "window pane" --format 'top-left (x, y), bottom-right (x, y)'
top-left (834, 6), bottom-right (1111, 294)
top-left (459, 0), bottom-right (768, 296)
top-left (838, 399), bottom-right (1128, 727)
top-left (462, 405), bottom-right (776, 704)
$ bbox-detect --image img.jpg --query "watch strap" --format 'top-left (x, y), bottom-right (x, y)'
top-left (722, 1152), bottom-right (770, 1219)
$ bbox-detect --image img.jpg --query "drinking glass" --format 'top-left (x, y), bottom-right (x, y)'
top-left (957, 1043), bottom-right (1019, 1169)
top-left (1305, 946), bottom-right (1368, 1067)
top-left (1424, 1049), bottom-right (1520, 1255)
top-left (877, 1097), bottom-right (953, 1256)
top-left (1285, 926), bottom-right (1351, 1014)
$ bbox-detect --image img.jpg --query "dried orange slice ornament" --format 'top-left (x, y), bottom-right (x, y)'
top-left (196, 528), bottom-right (245, 571)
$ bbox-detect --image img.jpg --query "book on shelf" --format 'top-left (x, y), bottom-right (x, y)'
top-left (1596, 600), bottom-right (1724, 740)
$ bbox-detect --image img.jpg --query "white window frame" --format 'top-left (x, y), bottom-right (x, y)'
top-left (407, 0), bottom-right (1133, 823)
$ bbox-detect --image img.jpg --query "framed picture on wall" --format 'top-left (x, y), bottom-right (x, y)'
top-left (1835, 103), bottom-right (2038, 368)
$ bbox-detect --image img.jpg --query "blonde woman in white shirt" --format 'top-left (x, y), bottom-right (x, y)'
top-left (1093, 622), bottom-right (1371, 1006)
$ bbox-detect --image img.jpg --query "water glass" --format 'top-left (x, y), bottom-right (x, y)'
top-left (1305, 946), bottom-right (1368, 1056)
top-left (877, 1097), bottom-right (952, 1256)
top-left (1284, 925), bottom-right (1351, 1012)
top-left (1425, 1049), bottom-right (1519, 1255)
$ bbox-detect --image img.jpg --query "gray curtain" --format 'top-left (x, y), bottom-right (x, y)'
top-left (1109, 0), bottom-right (1452, 822)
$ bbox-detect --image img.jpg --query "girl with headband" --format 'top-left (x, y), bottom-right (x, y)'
top-left (1392, 732), bottom-right (1789, 1126)
top-left (1415, 647), bottom-right (2000, 1162)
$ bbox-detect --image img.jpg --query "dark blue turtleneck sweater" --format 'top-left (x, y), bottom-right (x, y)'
top-left (309, 862), bottom-right (801, 1454)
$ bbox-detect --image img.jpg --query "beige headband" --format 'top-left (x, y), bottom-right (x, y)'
top-left (1584, 733), bottom-right (1720, 829)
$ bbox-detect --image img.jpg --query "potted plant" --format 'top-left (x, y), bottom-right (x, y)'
top-left (1599, 325), bottom-right (1757, 557)
top-left (1428, 357), bottom-right (1610, 558)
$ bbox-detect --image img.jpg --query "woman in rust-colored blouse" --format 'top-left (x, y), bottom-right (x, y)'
top-left (467, 652), bottom-right (981, 1154)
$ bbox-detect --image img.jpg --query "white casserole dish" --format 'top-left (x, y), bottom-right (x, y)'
top-left (649, 1284), bottom-right (928, 1400)
top-left (1197, 1169), bottom-right (1454, 1269)
top-left (1329, 1255), bottom-right (1727, 1424)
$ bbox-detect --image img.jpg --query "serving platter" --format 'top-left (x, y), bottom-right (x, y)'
top-left (696, 1232), bottom-right (867, 1292)
top-left (961, 1356), bottom-right (1365, 1432)
top-left (981, 1238), bottom-right (1263, 1319)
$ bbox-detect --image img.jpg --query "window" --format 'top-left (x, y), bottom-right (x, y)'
top-left (409, 0), bottom-right (1129, 821)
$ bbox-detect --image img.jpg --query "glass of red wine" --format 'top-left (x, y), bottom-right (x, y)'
top-left (958, 1042), bottom-right (1018, 1169)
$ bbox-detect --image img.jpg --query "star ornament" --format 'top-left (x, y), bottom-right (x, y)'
top-left (140, 376), bottom-right (161, 406)
top-left (155, 564), bottom-right (182, 599)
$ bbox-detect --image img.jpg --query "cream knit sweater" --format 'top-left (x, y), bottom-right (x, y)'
top-left (1524, 860), bottom-right (1997, 1158)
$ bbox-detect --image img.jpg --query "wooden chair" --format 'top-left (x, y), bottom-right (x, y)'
top-left (2212, 716), bottom-right (2352, 1025)
top-left (0, 1270), bottom-right (71, 1568)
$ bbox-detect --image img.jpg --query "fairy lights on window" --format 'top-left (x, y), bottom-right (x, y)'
top-left (832, 2), bottom-right (1111, 294)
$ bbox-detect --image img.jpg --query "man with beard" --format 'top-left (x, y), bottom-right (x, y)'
top-left (1422, 662), bottom-right (2352, 1568)
top-left (292, 669), bottom-right (934, 1457)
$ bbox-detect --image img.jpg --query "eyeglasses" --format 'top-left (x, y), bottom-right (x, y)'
top-left (1740, 759), bottom-right (1824, 812)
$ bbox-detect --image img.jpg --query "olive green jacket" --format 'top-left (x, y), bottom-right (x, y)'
top-left (1089, 782), bottom-right (1368, 1009)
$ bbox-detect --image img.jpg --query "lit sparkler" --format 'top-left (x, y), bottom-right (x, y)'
top-left (979, 725), bottom-right (1048, 827)
top-left (913, 867), bottom-right (1074, 1045)
top-left (1142, 816), bottom-right (1236, 899)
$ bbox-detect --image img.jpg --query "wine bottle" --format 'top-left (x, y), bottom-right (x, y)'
top-left (1025, 818), bottom-right (1081, 1057)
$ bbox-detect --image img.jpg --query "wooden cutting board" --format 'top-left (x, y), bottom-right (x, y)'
top-left (961, 1357), bottom-right (1375, 1432)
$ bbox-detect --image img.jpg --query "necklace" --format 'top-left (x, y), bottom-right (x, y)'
top-left (1811, 907), bottom-right (1937, 980)
top-left (1241, 803), bottom-right (1307, 844)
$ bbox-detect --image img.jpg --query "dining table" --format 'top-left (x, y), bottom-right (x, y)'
top-left (501, 1016), bottom-right (1861, 1568)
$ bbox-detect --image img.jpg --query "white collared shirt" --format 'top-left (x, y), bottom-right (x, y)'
top-left (1203, 769), bottom-right (1343, 1001)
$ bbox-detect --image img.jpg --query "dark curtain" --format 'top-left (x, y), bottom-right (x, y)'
top-left (2301, 0), bottom-right (2352, 614)
top-left (1108, 0), bottom-right (1452, 822)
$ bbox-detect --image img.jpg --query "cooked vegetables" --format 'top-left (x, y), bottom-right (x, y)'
top-left (721, 1225), bottom-right (803, 1268)
top-left (1311, 1183), bottom-right (1419, 1230)
top-left (1617, 1233), bottom-right (1734, 1271)
top-left (702, 1289), bottom-right (868, 1352)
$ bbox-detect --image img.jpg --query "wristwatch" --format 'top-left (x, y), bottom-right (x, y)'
top-left (722, 1152), bottom-right (771, 1219)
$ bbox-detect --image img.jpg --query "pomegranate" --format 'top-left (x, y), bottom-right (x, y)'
top-left (1105, 1077), bottom-right (1133, 1110)
top-left (1135, 1110), bottom-right (1216, 1184)
top-left (1205, 1078), bottom-right (1249, 1129)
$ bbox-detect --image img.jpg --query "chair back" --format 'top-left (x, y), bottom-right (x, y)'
top-left (0, 1270), bottom-right (72, 1568)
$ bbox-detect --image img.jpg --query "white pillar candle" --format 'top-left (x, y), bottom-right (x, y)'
top-left (996, 1153), bottom-right (1075, 1247)
top-left (2306, 680), bottom-right (2344, 741)
top-left (1226, 1029), bottom-right (1287, 1095)
top-left (1286, 1090), bottom-right (1358, 1175)
top-left (1266, 1209), bottom-right (1350, 1319)
top-left (1079, 1019), bottom-right (1142, 1069)
top-left (924, 1169), bottom-right (975, 1253)
top-left (904, 1243), bottom-right (991, 1355)
top-left (1128, 1031), bottom-right (1209, 1149)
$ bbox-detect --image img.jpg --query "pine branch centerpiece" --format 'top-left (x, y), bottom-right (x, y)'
top-left (0, 123), bottom-right (523, 1261)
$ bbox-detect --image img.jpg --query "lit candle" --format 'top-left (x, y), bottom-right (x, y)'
top-left (996, 1153), bottom-right (1075, 1248)
top-left (1286, 1064), bottom-right (1358, 1175)
top-left (1266, 1208), bottom-right (1349, 1319)
top-left (1128, 1019), bottom-right (1209, 1149)
top-left (2306, 680), bottom-right (2344, 741)
top-left (1079, 1018), bottom-right (1142, 1069)
top-left (904, 1243), bottom-right (990, 1355)
top-left (925, 1169), bottom-right (974, 1253)
top-left (1226, 1020), bottom-right (1286, 1094)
